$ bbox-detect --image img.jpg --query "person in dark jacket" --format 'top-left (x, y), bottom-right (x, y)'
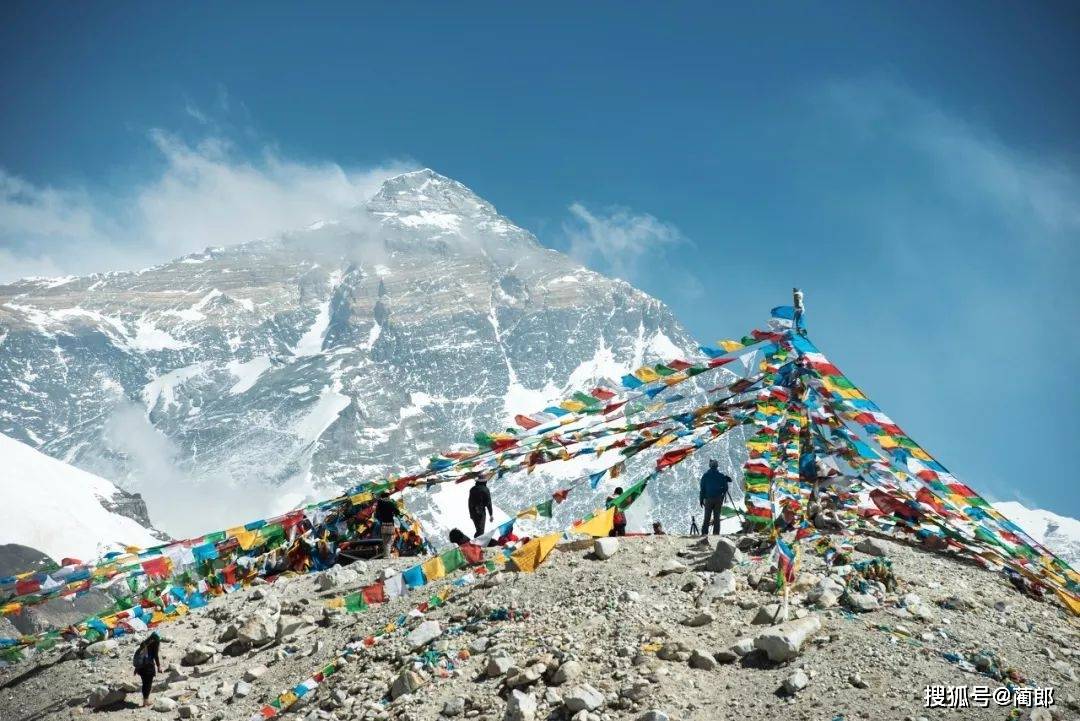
top-left (448, 528), bottom-right (470, 546)
top-left (699, 459), bottom-right (732, 536)
top-left (374, 492), bottom-right (399, 559)
top-left (132, 632), bottom-right (162, 707)
top-left (467, 479), bottom-right (493, 538)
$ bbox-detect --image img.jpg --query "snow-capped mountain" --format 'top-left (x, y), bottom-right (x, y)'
top-left (0, 433), bottom-right (164, 562)
top-left (0, 169), bottom-right (725, 541)
top-left (994, 501), bottom-right (1080, 568)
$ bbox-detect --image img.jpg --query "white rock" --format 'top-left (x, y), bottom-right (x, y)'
top-left (181, 644), bottom-right (215, 667)
top-left (845, 593), bottom-right (880, 613)
top-left (855, 537), bottom-right (890, 557)
top-left (551, 660), bottom-right (583, 686)
top-left (406, 620), bottom-right (442, 649)
top-left (152, 696), bottom-right (177, 712)
top-left (593, 537), bottom-right (620, 560)
top-left (681, 611), bottom-right (714, 627)
top-left (783, 669), bottom-right (809, 694)
top-left (390, 670), bottom-right (425, 698)
top-left (706, 538), bottom-right (744, 572)
top-left (658, 559), bottom-right (688, 576)
top-left (564, 684), bottom-right (605, 712)
top-left (243, 664), bottom-right (268, 682)
top-left (754, 615), bottom-right (822, 662)
top-left (442, 697), bottom-right (466, 717)
top-left (505, 690), bottom-right (537, 721)
top-left (87, 685), bottom-right (127, 709)
top-left (751, 603), bottom-right (787, 625)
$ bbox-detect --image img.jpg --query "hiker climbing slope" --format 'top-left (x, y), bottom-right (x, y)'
top-left (132, 632), bottom-right (162, 708)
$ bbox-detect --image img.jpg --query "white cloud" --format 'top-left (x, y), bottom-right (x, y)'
top-left (823, 79), bottom-right (1080, 242)
top-left (562, 202), bottom-right (687, 283)
top-left (0, 132), bottom-right (414, 281)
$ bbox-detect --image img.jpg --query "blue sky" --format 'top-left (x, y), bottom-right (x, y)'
top-left (2, 3), bottom-right (1078, 515)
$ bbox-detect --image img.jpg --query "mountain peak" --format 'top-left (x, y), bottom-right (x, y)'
top-left (368, 168), bottom-right (497, 217)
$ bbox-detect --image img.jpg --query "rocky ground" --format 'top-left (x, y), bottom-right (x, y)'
top-left (1, 531), bottom-right (1077, 721)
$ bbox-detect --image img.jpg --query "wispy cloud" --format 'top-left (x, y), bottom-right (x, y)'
top-left (562, 202), bottom-right (689, 287)
top-left (0, 131), bottom-right (413, 282)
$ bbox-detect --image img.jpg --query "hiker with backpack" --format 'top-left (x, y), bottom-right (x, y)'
top-left (607, 487), bottom-right (627, 536)
top-left (132, 632), bottom-right (162, 707)
top-left (700, 459), bottom-right (733, 536)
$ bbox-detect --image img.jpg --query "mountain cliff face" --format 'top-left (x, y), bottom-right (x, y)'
top-left (0, 169), bottom-right (707, 538)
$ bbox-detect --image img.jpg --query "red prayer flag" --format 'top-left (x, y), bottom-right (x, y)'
top-left (362, 581), bottom-right (386, 605)
top-left (515, 414), bottom-right (541, 430)
top-left (590, 387), bottom-right (616, 401)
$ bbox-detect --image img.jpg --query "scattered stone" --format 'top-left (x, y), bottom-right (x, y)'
top-left (486, 654), bottom-right (515, 678)
top-left (442, 697), bottom-right (466, 717)
top-left (844, 593), bottom-right (880, 613)
top-left (681, 611), bottom-right (714, 627)
top-left (620, 590), bottom-right (641, 603)
top-left (706, 537), bottom-right (744, 572)
top-left (689, 649), bottom-right (717, 670)
top-left (751, 603), bottom-right (787, 625)
top-left (314, 565), bottom-right (360, 591)
top-left (82, 639), bottom-right (118, 657)
top-left (181, 644), bottom-right (215, 667)
top-left (178, 704), bottom-right (200, 719)
top-left (87, 685), bottom-right (127, 709)
top-left (237, 612), bottom-right (277, 646)
top-left (855, 537), bottom-right (890, 556)
top-left (406, 620), bottom-right (442, 649)
top-left (754, 615), bottom-right (822, 662)
top-left (564, 684), bottom-right (604, 713)
top-left (551, 660), bottom-right (583, 686)
top-left (152, 696), bottom-right (177, 712)
top-left (848, 673), bottom-right (869, 689)
top-left (639, 712), bottom-right (670, 721)
top-left (233, 680), bottom-right (252, 698)
top-left (782, 669), bottom-right (809, 694)
top-left (593, 537), bottom-right (620, 560)
top-left (243, 664), bottom-right (268, 682)
top-left (505, 690), bottom-right (537, 721)
top-left (390, 669), bottom-right (426, 699)
top-left (658, 559), bottom-right (688, 576)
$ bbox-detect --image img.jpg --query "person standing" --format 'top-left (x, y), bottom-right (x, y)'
top-left (374, 492), bottom-right (399, 559)
top-left (132, 632), bottom-right (162, 708)
top-left (606, 487), bottom-right (627, 537)
top-left (699, 459), bottom-right (732, 536)
top-left (468, 479), bottom-right (493, 538)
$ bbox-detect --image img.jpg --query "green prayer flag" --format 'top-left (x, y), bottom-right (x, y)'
top-left (344, 592), bottom-right (367, 613)
top-left (536, 500), bottom-right (553, 519)
top-left (440, 547), bottom-right (465, 573)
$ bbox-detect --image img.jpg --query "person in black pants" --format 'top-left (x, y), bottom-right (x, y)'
top-left (132, 632), bottom-right (162, 707)
top-left (468, 479), bottom-right (493, 538)
top-left (374, 492), bottom-right (399, 559)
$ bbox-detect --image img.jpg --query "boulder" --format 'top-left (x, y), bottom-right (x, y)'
top-left (233, 680), bottom-right (252, 698)
top-left (152, 696), bottom-right (177, 712)
top-left (706, 538), bottom-right (743, 572)
top-left (844, 593), bottom-right (880, 613)
top-left (390, 669), bottom-right (426, 698)
top-left (564, 684), bottom-right (605, 713)
top-left (751, 603), bottom-right (787, 625)
top-left (505, 690), bottom-right (537, 721)
top-left (243, 664), bottom-right (268, 682)
top-left (710, 570), bottom-right (737, 596)
top-left (753, 615), bottom-right (822, 662)
top-left (550, 660), bottom-right (583, 686)
top-left (237, 612), bottom-right (277, 645)
top-left (486, 654), bottom-right (515, 678)
top-left (442, 697), bottom-right (466, 717)
top-left (658, 559), bottom-right (688, 576)
top-left (82, 639), bottom-right (118, 657)
top-left (855, 537), bottom-right (889, 557)
top-left (315, 565), bottom-right (360, 592)
top-left (593, 537), bottom-right (620, 560)
top-left (407, 620), bottom-right (442, 649)
top-left (689, 649), bottom-right (717, 670)
top-left (681, 611), bottom-right (714, 627)
top-left (87, 685), bottom-right (127, 709)
top-left (181, 644), bottom-right (215, 667)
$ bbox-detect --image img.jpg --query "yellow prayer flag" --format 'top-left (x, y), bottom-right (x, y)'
top-left (232, 529), bottom-right (259, 551)
top-left (572, 507), bottom-right (615, 538)
top-left (559, 400), bottom-right (586, 412)
top-left (1057, 590), bottom-right (1080, 616)
top-left (510, 533), bottom-right (560, 573)
top-left (718, 340), bottom-right (743, 352)
top-left (421, 556), bottom-right (446, 581)
top-left (516, 507), bottom-right (538, 520)
top-left (633, 367), bottom-right (661, 383)
top-left (350, 492), bottom-right (373, 505)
